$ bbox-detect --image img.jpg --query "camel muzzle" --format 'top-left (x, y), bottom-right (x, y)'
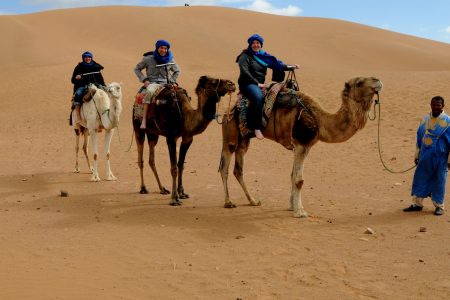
top-left (374, 80), bottom-right (383, 92)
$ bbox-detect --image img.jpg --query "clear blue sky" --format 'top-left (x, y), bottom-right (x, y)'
top-left (1, 0), bottom-right (449, 44)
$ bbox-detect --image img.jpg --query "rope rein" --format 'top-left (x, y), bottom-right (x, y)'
top-left (115, 107), bottom-right (134, 153)
top-left (370, 93), bottom-right (416, 174)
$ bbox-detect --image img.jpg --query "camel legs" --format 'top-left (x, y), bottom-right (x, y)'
top-left (177, 137), bottom-right (193, 199)
top-left (104, 129), bottom-right (117, 181)
top-left (147, 133), bottom-right (169, 194)
top-left (219, 144), bottom-right (236, 208)
top-left (135, 126), bottom-right (148, 194)
top-left (74, 122), bottom-right (92, 174)
top-left (166, 137), bottom-right (182, 206)
top-left (233, 139), bottom-right (261, 206)
top-left (219, 137), bottom-right (260, 208)
top-left (81, 130), bottom-right (92, 173)
top-left (74, 128), bottom-right (82, 173)
top-left (89, 130), bottom-right (101, 182)
top-left (290, 145), bottom-right (310, 218)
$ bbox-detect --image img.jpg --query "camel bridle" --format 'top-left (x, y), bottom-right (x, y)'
top-left (201, 79), bottom-right (222, 100)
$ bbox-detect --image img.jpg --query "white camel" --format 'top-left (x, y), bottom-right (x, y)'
top-left (71, 82), bottom-right (123, 181)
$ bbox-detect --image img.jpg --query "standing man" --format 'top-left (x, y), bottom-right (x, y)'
top-left (404, 96), bottom-right (450, 216)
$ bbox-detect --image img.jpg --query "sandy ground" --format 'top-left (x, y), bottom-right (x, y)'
top-left (1, 6), bottom-right (450, 299)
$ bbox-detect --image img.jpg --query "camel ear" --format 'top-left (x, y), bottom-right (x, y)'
top-left (198, 76), bottom-right (208, 87)
top-left (356, 78), bottom-right (365, 87)
top-left (342, 82), bottom-right (350, 98)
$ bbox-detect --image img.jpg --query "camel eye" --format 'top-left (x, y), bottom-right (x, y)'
top-left (345, 82), bottom-right (350, 90)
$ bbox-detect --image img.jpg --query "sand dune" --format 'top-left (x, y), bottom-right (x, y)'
top-left (1, 6), bottom-right (450, 299)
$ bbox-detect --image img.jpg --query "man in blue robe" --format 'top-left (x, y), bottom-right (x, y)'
top-left (404, 96), bottom-right (450, 216)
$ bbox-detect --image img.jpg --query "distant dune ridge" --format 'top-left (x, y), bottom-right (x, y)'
top-left (1, 6), bottom-right (450, 300)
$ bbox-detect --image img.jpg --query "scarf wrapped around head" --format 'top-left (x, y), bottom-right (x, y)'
top-left (81, 51), bottom-right (94, 66)
top-left (153, 39), bottom-right (174, 64)
top-left (246, 34), bottom-right (284, 71)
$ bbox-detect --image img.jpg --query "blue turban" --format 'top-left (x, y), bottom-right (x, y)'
top-left (82, 51), bottom-right (93, 59)
top-left (155, 40), bottom-right (171, 49)
top-left (153, 40), bottom-right (173, 64)
top-left (247, 34), bottom-right (264, 46)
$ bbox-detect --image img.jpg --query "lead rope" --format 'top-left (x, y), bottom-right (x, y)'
top-left (115, 106), bottom-right (134, 153)
top-left (215, 93), bottom-right (233, 125)
top-left (371, 93), bottom-right (416, 173)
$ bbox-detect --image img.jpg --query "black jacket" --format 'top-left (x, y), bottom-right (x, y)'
top-left (71, 61), bottom-right (106, 93)
top-left (236, 51), bottom-right (267, 87)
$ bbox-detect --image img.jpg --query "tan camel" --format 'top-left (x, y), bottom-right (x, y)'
top-left (72, 82), bottom-right (123, 181)
top-left (219, 77), bottom-right (383, 217)
top-left (133, 76), bottom-right (236, 205)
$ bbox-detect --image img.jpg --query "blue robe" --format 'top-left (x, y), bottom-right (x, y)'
top-left (411, 112), bottom-right (450, 205)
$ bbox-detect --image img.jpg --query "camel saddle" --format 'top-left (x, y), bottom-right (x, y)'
top-left (133, 85), bottom-right (188, 136)
top-left (235, 83), bottom-right (304, 136)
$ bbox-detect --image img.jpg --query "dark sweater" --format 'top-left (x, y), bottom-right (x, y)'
top-left (71, 61), bottom-right (106, 93)
top-left (236, 51), bottom-right (267, 86)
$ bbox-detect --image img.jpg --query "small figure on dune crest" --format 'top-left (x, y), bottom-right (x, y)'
top-left (404, 96), bottom-right (449, 216)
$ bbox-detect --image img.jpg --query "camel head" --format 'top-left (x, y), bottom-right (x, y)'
top-left (105, 82), bottom-right (123, 125)
top-left (195, 76), bottom-right (236, 102)
top-left (342, 77), bottom-right (382, 112)
top-left (105, 82), bottom-right (122, 100)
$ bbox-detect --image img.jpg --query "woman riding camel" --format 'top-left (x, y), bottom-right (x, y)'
top-left (71, 51), bottom-right (106, 125)
top-left (236, 34), bottom-right (298, 139)
top-left (134, 39), bottom-right (181, 129)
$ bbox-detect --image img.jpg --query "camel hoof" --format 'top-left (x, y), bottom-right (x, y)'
top-left (224, 202), bottom-right (237, 208)
top-left (179, 193), bottom-right (189, 199)
top-left (250, 200), bottom-right (262, 206)
top-left (106, 174), bottom-right (117, 181)
top-left (90, 175), bottom-right (101, 182)
top-left (293, 210), bottom-right (308, 218)
top-left (160, 188), bottom-right (170, 195)
top-left (140, 186), bottom-right (148, 194)
top-left (169, 200), bottom-right (182, 206)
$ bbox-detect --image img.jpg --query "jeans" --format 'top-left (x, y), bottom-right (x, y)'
top-left (73, 86), bottom-right (88, 106)
top-left (240, 84), bottom-right (264, 129)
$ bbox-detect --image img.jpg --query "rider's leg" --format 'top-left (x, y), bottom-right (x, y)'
top-left (240, 84), bottom-right (265, 139)
top-left (140, 103), bottom-right (149, 129)
top-left (74, 86), bottom-right (87, 124)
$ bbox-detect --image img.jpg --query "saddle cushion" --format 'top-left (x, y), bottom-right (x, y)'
top-left (235, 83), bottom-right (304, 135)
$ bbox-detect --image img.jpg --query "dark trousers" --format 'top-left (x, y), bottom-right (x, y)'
top-left (240, 84), bottom-right (264, 130)
top-left (74, 86), bottom-right (88, 106)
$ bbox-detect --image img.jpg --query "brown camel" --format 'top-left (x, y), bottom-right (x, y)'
top-left (133, 76), bottom-right (236, 205)
top-left (219, 76), bottom-right (383, 217)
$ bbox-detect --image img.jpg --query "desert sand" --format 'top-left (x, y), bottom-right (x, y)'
top-left (1, 6), bottom-right (450, 299)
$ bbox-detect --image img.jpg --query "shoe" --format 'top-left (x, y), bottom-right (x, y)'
top-left (255, 129), bottom-right (264, 140)
top-left (403, 204), bottom-right (423, 212)
top-left (434, 207), bottom-right (444, 216)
